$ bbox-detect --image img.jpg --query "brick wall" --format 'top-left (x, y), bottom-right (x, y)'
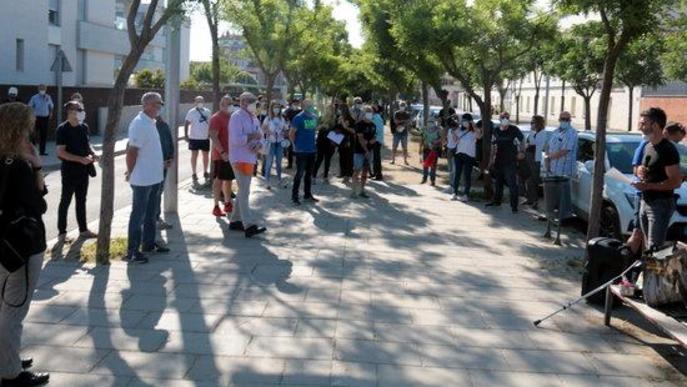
top-left (640, 96), bottom-right (687, 125)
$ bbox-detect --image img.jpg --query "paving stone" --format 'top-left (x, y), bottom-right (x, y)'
top-left (59, 307), bottom-right (147, 328)
top-left (281, 359), bottom-right (333, 385)
top-left (589, 353), bottom-right (675, 378)
top-left (45, 372), bottom-right (131, 387)
top-left (24, 345), bottom-right (109, 373)
top-left (91, 350), bottom-right (193, 378)
top-left (469, 370), bottom-right (564, 386)
top-left (501, 349), bottom-right (597, 374)
top-left (72, 327), bottom-right (168, 352)
top-left (334, 339), bottom-right (422, 366)
top-left (246, 336), bottom-right (334, 360)
top-left (159, 331), bottom-right (250, 356)
top-left (331, 361), bottom-right (377, 387)
top-left (421, 344), bottom-right (511, 371)
top-left (21, 322), bottom-right (88, 348)
top-left (215, 316), bottom-right (298, 337)
top-left (377, 364), bottom-right (471, 387)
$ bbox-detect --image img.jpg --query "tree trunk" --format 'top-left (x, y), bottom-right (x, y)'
top-left (586, 34), bottom-right (631, 242)
top-left (265, 74), bottom-right (276, 107)
top-left (560, 80), bottom-right (566, 112)
top-left (478, 85), bottom-right (493, 198)
top-left (210, 26), bottom-right (221, 112)
top-left (421, 81), bottom-right (429, 128)
top-left (583, 96), bottom-right (592, 131)
top-left (515, 95), bottom-right (521, 124)
top-left (533, 88), bottom-right (540, 116)
top-left (96, 51), bottom-right (141, 264)
top-left (627, 85), bottom-right (634, 132)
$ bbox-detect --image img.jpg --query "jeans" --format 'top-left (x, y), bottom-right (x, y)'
top-left (372, 142), bottom-right (383, 178)
top-left (314, 146), bottom-right (335, 179)
top-left (292, 152), bottom-right (316, 200)
top-left (264, 142), bottom-right (283, 182)
top-left (33, 116), bottom-right (49, 154)
top-left (127, 183), bottom-right (161, 255)
top-left (58, 171), bottom-right (89, 234)
top-left (453, 153), bottom-right (475, 196)
top-left (493, 163), bottom-right (518, 210)
top-left (230, 167), bottom-right (254, 227)
top-left (0, 252), bottom-right (43, 379)
top-left (422, 148), bottom-right (437, 183)
top-left (286, 145), bottom-right (294, 168)
top-left (640, 197), bottom-right (675, 250)
top-left (447, 151), bottom-right (455, 187)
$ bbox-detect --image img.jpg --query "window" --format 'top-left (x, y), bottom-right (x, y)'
top-left (577, 139), bottom-right (595, 162)
top-left (571, 97), bottom-right (577, 117)
top-left (16, 39), bottom-right (24, 72)
top-left (49, 0), bottom-right (60, 25)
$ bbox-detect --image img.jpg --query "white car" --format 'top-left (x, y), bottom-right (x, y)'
top-left (571, 132), bottom-right (687, 240)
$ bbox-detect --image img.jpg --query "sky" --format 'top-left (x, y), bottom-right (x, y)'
top-left (189, 0), bottom-right (363, 62)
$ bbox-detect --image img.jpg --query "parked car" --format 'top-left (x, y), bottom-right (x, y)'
top-left (414, 106), bottom-right (443, 129)
top-left (571, 131), bottom-right (687, 241)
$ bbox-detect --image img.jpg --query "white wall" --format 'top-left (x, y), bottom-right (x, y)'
top-left (0, 0), bottom-right (50, 85)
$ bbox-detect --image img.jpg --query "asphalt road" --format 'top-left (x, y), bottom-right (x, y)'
top-left (42, 143), bottom-right (200, 241)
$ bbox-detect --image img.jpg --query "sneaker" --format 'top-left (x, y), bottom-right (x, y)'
top-left (126, 252), bottom-right (149, 264)
top-left (192, 173), bottom-right (198, 182)
top-left (342, 177), bottom-right (351, 184)
top-left (245, 225), bottom-right (267, 238)
top-left (459, 195), bottom-right (469, 202)
top-left (374, 176), bottom-right (383, 181)
top-left (228, 221), bottom-right (245, 231)
top-left (512, 208), bottom-right (518, 214)
top-left (359, 192), bottom-right (370, 199)
top-left (485, 202), bottom-right (501, 207)
top-left (203, 172), bottom-right (210, 180)
top-left (350, 191), bottom-right (358, 198)
top-left (1, 371), bottom-right (50, 387)
top-left (292, 198), bottom-right (302, 206)
top-left (445, 186), bottom-right (454, 194)
top-left (390, 160), bottom-right (396, 165)
top-left (230, 192), bottom-right (236, 199)
top-left (158, 220), bottom-right (173, 230)
top-left (212, 205), bottom-right (225, 217)
top-left (57, 233), bottom-right (73, 244)
top-left (142, 243), bottom-right (170, 253)
top-left (223, 202), bottom-right (233, 214)
top-left (430, 180), bottom-right (436, 187)
top-left (451, 194), bottom-right (459, 201)
top-left (266, 185), bottom-right (272, 190)
top-left (304, 196), bottom-right (319, 203)
top-left (79, 230), bottom-right (98, 239)
top-left (420, 178), bottom-right (427, 184)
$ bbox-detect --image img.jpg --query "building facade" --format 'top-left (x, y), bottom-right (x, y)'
top-left (0, 0), bottom-right (190, 87)
top-left (218, 32), bottom-right (287, 91)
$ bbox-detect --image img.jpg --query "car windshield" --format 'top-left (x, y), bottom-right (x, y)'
top-left (607, 141), bottom-right (640, 174)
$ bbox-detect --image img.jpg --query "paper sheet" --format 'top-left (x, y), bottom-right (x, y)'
top-left (327, 131), bottom-right (345, 145)
top-left (606, 167), bottom-right (634, 185)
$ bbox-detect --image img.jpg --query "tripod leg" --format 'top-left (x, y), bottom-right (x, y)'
top-left (604, 286), bottom-right (613, 326)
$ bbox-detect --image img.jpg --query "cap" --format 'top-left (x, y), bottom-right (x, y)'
top-left (8, 87), bottom-right (18, 96)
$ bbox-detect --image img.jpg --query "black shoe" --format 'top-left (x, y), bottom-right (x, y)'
top-left (522, 200), bottom-right (535, 206)
top-left (192, 173), bottom-right (198, 182)
top-left (421, 178), bottom-right (427, 184)
top-left (228, 221), bottom-right (245, 231)
top-left (304, 196), bottom-right (319, 203)
top-left (485, 202), bottom-right (501, 207)
top-left (204, 172), bottom-right (210, 180)
top-left (374, 176), bottom-right (383, 181)
top-left (230, 192), bottom-right (236, 199)
top-left (142, 243), bottom-right (170, 253)
top-left (512, 208), bottom-right (518, 214)
top-left (430, 180), bottom-right (436, 187)
top-left (292, 198), bottom-right (301, 206)
top-left (245, 225), bottom-right (267, 238)
top-left (22, 358), bottom-right (33, 369)
top-left (2, 371), bottom-right (50, 386)
top-left (40, 153), bottom-right (48, 156)
top-left (125, 253), bottom-right (149, 265)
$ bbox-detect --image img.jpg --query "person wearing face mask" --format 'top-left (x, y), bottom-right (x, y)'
top-left (523, 115), bottom-right (547, 209)
top-left (2, 87), bottom-right (21, 104)
top-left (392, 101), bottom-right (411, 165)
top-left (289, 99), bottom-right (319, 205)
top-left (184, 96), bottom-right (212, 185)
top-left (263, 101), bottom-right (287, 189)
top-left (545, 111), bottom-right (578, 179)
top-left (451, 114), bottom-right (482, 202)
top-left (208, 95), bottom-right (236, 217)
top-left (418, 123), bottom-right (442, 186)
top-left (228, 92), bottom-right (267, 238)
top-left (351, 97), bottom-right (365, 123)
top-left (312, 104), bottom-right (337, 184)
top-left (351, 106), bottom-right (377, 198)
top-left (487, 112), bottom-right (525, 213)
top-left (154, 108), bottom-right (174, 233)
top-left (283, 98), bottom-right (302, 170)
top-left (55, 101), bottom-right (99, 243)
top-left (28, 84), bottom-right (54, 156)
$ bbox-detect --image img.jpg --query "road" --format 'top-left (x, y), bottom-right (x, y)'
top-left (43, 142), bottom-right (199, 241)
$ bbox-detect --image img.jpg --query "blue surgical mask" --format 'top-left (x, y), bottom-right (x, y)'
top-left (559, 121), bottom-right (572, 130)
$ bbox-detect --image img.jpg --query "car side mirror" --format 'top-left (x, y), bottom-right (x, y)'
top-left (584, 160), bottom-right (594, 173)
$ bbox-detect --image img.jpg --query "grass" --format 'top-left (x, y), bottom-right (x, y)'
top-left (80, 237), bottom-right (129, 263)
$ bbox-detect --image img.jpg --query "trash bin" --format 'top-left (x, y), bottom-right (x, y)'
top-left (542, 175), bottom-right (572, 220)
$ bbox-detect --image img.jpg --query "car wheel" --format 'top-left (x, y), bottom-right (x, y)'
top-left (600, 204), bottom-right (622, 240)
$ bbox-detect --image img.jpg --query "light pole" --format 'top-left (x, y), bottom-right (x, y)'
top-left (164, 18), bottom-right (181, 213)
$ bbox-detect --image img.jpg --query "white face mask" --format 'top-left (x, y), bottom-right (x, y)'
top-left (500, 119), bottom-right (510, 127)
top-left (247, 103), bottom-right (257, 114)
top-left (461, 121), bottom-right (469, 129)
top-left (364, 113), bottom-right (373, 121)
top-left (39, 90), bottom-right (46, 95)
top-left (196, 103), bottom-right (204, 109)
top-left (225, 105), bottom-right (232, 114)
top-left (273, 108), bottom-right (281, 114)
top-left (76, 111), bottom-right (86, 123)
top-left (399, 106), bottom-right (406, 111)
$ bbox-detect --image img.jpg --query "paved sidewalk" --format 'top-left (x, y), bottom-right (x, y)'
top-left (26, 176), bottom-right (687, 386)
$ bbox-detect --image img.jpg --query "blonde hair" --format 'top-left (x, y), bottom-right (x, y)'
top-left (0, 102), bottom-right (34, 159)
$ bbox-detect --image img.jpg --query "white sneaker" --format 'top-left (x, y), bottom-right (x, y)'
top-left (446, 186), bottom-right (454, 194)
top-left (451, 194), bottom-right (459, 201)
top-left (459, 195), bottom-right (469, 202)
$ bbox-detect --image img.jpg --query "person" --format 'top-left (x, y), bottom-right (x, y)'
top-left (545, 111), bottom-right (578, 178)
top-left (208, 95), bottom-right (235, 217)
top-left (392, 101), bottom-right (411, 165)
top-left (262, 101), bottom-right (287, 190)
top-left (2, 87), bottom-right (21, 104)
top-left (352, 106), bottom-right (377, 198)
top-left (336, 113), bottom-right (355, 184)
top-left (155, 110), bottom-right (175, 231)
top-left (632, 108), bottom-right (683, 250)
top-left (283, 98), bottom-right (302, 170)
top-left (125, 92), bottom-right (167, 264)
top-left (0, 102), bottom-right (50, 387)
top-left (55, 101), bottom-right (98, 242)
top-left (313, 106), bottom-right (336, 184)
top-left (438, 99), bottom-right (456, 129)
top-left (664, 122), bottom-right (686, 143)
top-left (70, 92), bottom-right (83, 104)
top-left (351, 97), bottom-right (365, 123)
top-left (452, 113), bottom-right (482, 201)
top-left (229, 92), bottom-right (267, 238)
top-left (418, 124), bottom-right (442, 186)
top-left (523, 115), bottom-right (547, 209)
top-left (27, 85), bottom-right (53, 156)
top-left (290, 99), bottom-right (319, 205)
top-left (371, 105), bottom-right (385, 180)
top-left (256, 101), bottom-right (268, 124)
top-left (487, 112), bottom-right (525, 213)
top-left (184, 96), bottom-right (212, 184)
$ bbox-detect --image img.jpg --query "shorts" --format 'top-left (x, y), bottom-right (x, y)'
top-left (353, 153), bottom-right (373, 171)
top-left (189, 139), bottom-right (210, 151)
top-left (392, 132), bottom-right (408, 149)
top-left (212, 160), bottom-right (235, 181)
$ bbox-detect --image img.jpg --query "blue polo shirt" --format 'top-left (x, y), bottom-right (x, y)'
top-left (292, 111), bottom-right (318, 153)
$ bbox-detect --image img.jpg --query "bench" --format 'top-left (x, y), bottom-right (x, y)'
top-left (604, 285), bottom-right (687, 348)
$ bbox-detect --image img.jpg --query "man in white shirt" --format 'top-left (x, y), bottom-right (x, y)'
top-left (125, 92), bottom-right (167, 264)
top-left (524, 115), bottom-right (547, 208)
top-left (185, 96), bottom-right (212, 184)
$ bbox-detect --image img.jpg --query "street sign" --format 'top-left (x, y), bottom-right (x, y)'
top-left (50, 49), bottom-right (72, 72)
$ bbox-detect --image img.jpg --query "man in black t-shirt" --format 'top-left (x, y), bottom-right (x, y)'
top-left (56, 101), bottom-right (99, 242)
top-left (283, 98), bottom-right (301, 169)
top-left (632, 107), bottom-right (683, 249)
top-left (438, 99), bottom-right (456, 129)
top-left (487, 112), bottom-right (524, 213)
top-left (392, 101), bottom-right (411, 165)
top-left (352, 106), bottom-right (377, 198)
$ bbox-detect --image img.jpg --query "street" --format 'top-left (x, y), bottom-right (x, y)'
top-left (42, 140), bottom-right (197, 241)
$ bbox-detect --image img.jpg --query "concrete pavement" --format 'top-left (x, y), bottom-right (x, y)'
top-left (24, 170), bottom-right (687, 386)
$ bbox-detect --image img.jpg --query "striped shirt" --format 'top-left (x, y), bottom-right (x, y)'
top-left (547, 127), bottom-right (578, 177)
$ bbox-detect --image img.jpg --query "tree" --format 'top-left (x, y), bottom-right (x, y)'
top-left (189, 58), bottom-right (245, 85)
top-left (556, 0), bottom-right (676, 241)
top-left (549, 22), bottom-right (605, 131)
top-left (97, 0), bottom-right (189, 263)
top-left (615, 34), bottom-right (665, 131)
top-left (133, 68), bottom-right (166, 89)
top-left (200, 0), bottom-right (222, 111)
top-left (662, 5), bottom-right (687, 82)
